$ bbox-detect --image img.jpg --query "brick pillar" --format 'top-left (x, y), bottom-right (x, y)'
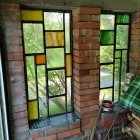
top-left (73, 7), bottom-right (101, 133)
top-left (130, 11), bottom-right (140, 74)
top-left (0, 3), bottom-right (30, 140)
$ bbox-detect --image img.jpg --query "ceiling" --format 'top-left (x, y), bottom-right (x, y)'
top-left (0, 0), bottom-right (139, 12)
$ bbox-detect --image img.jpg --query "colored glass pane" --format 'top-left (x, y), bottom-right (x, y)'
top-left (100, 15), bottom-right (115, 30)
top-left (26, 56), bottom-right (37, 100)
top-left (115, 50), bottom-right (121, 58)
top-left (45, 32), bottom-right (64, 47)
top-left (48, 70), bottom-right (65, 96)
top-left (21, 10), bottom-right (43, 21)
top-left (36, 54), bottom-right (46, 65)
top-left (100, 65), bottom-right (113, 88)
top-left (44, 12), bottom-right (63, 30)
top-left (100, 46), bottom-right (114, 63)
top-left (100, 31), bottom-right (114, 45)
top-left (66, 55), bottom-right (72, 76)
top-left (49, 96), bottom-right (66, 115)
top-left (116, 25), bottom-right (129, 49)
top-left (46, 48), bottom-right (64, 68)
top-left (116, 15), bottom-right (129, 23)
top-left (67, 77), bottom-right (72, 112)
top-left (65, 13), bottom-right (70, 53)
top-left (28, 101), bottom-right (38, 120)
top-left (100, 88), bottom-right (112, 101)
top-left (23, 23), bottom-right (44, 54)
top-left (114, 59), bottom-right (121, 102)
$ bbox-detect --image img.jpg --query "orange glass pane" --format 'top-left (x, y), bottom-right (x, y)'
top-left (66, 55), bottom-right (72, 76)
top-left (28, 101), bottom-right (38, 120)
top-left (36, 55), bottom-right (46, 65)
top-left (45, 32), bottom-right (64, 47)
top-left (21, 10), bottom-right (43, 21)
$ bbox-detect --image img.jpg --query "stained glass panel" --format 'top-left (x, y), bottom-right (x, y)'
top-left (115, 50), bottom-right (121, 58)
top-left (36, 54), bottom-right (46, 65)
top-left (116, 15), bottom-right (129, 23)
top-left (100, 31), bottom-right (114, 45)
top-left (49, 96), bottom-right (66, 115)
top-left (45, 32), bottom-right (64, 47)
top-left (100, 88), bottom-right (112, 101)
top-left (100, 15), bottom-right (115, 30)
top-left (44, 12), bottom-right (63, 30)
top-left (21, 10), bottom-right (43, 21)
top-left (67, 77), bottom-right (72, 112)
top-left (100, 46), bottom-right (114, 63)
top-left (66, 55), bottom-right (72, 76)
top-left (48, 70), bottom-right (65, 96)
top-left (28, 101), bottom-right (38, 120)
top-left (116, 25), bottom-right (129, 49)
top-left (26, 56), bottom-right (37, 100)
top-left (46, 48), bottom-right (64, 68)
top-left (23, 23), bottom-right (44, 54)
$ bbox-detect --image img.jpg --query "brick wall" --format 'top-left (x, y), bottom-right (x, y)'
top-left (73, 7), bottom-right (100, 135)
top-left (0, 3), bottom-right (30, 140)
top-left (130, 11), bottom-right (140, 74)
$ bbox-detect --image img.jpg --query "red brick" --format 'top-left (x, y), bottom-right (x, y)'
top-left (74, 93), bottom-right (90, 101)
top-left (8, 53), bottom-right (23, 60)
top-left (70, 121), bottom-right (80, 129)
top-left (74, 63), bottom-right (99, 70)
top-left (13, 104), bottom-right (27, 113)
top-left (15, 124), bottom-right (29, 133)
top-left (14, 131), bottom-right (30, 140)
top-left (8, 61), bottom-right (24, 68)
top-left (58, 128), bottom-right (80, 139)
top-left (31, 132), bottom-right (44, 139)
top-left (0, 3), bottom-right (20, 11)
top-left (13, 111), bottom-right (28, 120)
top-left (39, 135), bottom-right (57, 140)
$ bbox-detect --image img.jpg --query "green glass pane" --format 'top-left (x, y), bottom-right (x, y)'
top-left (26, 56), bottom-right (37, 100)
top-left (67, 77), bottom-right (72, 112)
top-left (48, 70), bottom-right (65, 96)
top-left (46, 48), bottom-right (64, 68)
top-left (100, 46), bottom-right (114, 63)
top-left (44, 12), bottom-right (63, 30)
top-left (23, 23), bottom-right (44, 54)
top-left (100, 65), bottom-right (113, 88)
top-left (116, 25), bottom-right (129, 49)
top-left (115, 50), bottom-right (121, 58)
top-left (37, 66), bottom-right (47, 117)
top-left (49, 96), bottom-right (66, 115)
top-left (65, 13), bottom-right (70, 53)
top-left (114, 59), bottom-right (121, 103)
top-left (116, 15), bottom-right (130, 23)
top-left (100, 88), bottom-right (112, 101)
top-left (100, 15), bottom-right (115, 30)
top-left (100, 31), bottom-right (114, 45)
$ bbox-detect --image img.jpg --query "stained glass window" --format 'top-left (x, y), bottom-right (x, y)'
top-left (22, 9), bottom-right (73, 121)
top-left (116, 15), bottom-right (130, 23)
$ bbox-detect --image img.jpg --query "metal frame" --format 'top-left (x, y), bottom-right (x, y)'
top-left (21, 8), bottom-right (73, 122)
top-left (100, 13), bottom-right (131, 102)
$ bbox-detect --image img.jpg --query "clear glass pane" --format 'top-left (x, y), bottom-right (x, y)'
top-left (21, 10), bottom-right (43, 21)
top-left (23, 23), bottom-right (44, 54)
top-left (100, 31), bottom-right (114, 45)
top-left (45, 32), bottom-right (64, 47)
top-left (114, 59), bottom-right (121, 102)
top-left (48, 70), bottom-right (65, 96)
top-left (36, 54), bottom-right (46, 65)
top-left (116, 25), bottom-right (129, 49)
top-left (100, 15), bottom-right (115, 30)
top-left (115, 50), bottom-right (121, 58)
top-left (28, 101), bottom-right (38, 120)
top-left (100, 65), bottom-right (113, 88)
top-left (116, 15), bottom-right (130, 23)
top-left (46, 48), bottom-right (64, 68)
top-left (100, 88), bottom-right (112, 101)
top-left (65, 13), bottom-right (70, 53)
top-left (44, 12), bottom-right (63, 30)
top-left (66, 54), bottom-right (72, 76)
top-left (37, 66), bottom-right (47, 117)
top-left (67, 77), bottom-right (72, 112)
top-left (26, 56), bottom-right (37, 100)
top-left (100, 46), bottom-right (114, 63)
top-left (49, 96), bottom-right (66, 115)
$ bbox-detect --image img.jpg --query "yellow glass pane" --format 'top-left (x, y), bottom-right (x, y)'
top-left (28, 101), bottom-right (38, 120)
top-left (21, 10), bottom-right (43, 21)
top-left (45, 32), bottom-right (64, 47)
top-left (66, 55), bottom-right (72, 76)
top-left (36, 54), bottom-right (46, 65)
